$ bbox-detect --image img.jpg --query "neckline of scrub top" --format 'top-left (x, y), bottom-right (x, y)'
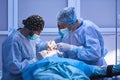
top-left (76, 20), bottom-right (83, 29)
top-left (17, 30), bottom-right (28, 40)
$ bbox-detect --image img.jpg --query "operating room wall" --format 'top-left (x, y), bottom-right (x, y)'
top-left (0, 0), bottom-right (8, 70)
top-left (18, 0), bottom-right (67, 28)
top-left (0, 0), bottom-right (120, 71)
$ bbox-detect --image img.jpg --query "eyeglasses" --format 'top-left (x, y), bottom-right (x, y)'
top-left (57, 23), bottom-right (67, 29)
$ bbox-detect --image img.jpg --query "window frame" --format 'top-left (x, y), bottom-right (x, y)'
top-left (0, 0), bottom-right (119, 35)
top-left (6, 0), bottom-right (80, 35)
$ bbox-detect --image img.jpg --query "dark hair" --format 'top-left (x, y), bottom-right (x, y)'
top-left (23, 15), bottom-right (44, 32)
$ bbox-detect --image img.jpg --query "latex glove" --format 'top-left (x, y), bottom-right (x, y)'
top-left (57, 42), bottom-right (72, 52)
top-left (47, 40), bottom-right (57, 50)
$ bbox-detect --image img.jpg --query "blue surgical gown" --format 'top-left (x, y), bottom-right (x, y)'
top-left (2, 30), bottom-right (47, 80)
top-left (55, 19), bottom-right (108, 66)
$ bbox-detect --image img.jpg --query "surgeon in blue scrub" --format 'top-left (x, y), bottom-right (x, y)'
top-left (55, 7), bottom-right (108, 66)
top-left (1, 15), bottom-right (52, 80)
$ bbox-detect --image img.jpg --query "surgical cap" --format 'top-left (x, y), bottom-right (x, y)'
top-left (57, 7), bottom-right (77, 25)
top-left (23, 15), bottom-right (44, 31)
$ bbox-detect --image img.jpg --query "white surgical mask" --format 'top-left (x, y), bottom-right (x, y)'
top-left (28, 34), bottom-right (40, 40)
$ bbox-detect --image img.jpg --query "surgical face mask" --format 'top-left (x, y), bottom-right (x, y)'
top-left (58, 28), bottom-right (70, 37)
top-left (28, 34), bottom-right (40, 40)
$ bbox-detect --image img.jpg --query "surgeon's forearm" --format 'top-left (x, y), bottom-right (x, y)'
top-left (8, 59), bottom-right (35, 75)
top-left (75, 46), bottom-right (101, 62)
top-left (36, 41), bottom-right (48, 52)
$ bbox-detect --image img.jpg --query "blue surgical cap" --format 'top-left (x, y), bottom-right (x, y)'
top-left (57, 7), bottom-right (77, 25)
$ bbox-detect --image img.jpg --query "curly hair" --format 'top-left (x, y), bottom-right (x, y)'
top-left (23, 15), bottom-right (45, 32)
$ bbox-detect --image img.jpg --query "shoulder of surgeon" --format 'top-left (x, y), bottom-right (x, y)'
top-left (2, 29), bottom-right (21, 45)
top-left (78, 19), bottom-right (100, 32)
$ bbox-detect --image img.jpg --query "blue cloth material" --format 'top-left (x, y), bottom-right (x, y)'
top-left (91, 64), bottom-right (120, 77)
top-left (91, 66), bottom-right (107, 76)
top-left (56, 19), bottom-right (108, 66)
top-left (1, 30), bottom-right (47, 80)
top-left (112, 64), bottom-right (120, 74)
top-left (22, 57), bottom-right (96, 80)
top-left (33, 62), bottom-right (89, 80)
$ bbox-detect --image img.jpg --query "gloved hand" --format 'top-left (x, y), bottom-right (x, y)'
top-left (57, 42), bottom-right (72, 52)
top-left (47, 40), bottom-right (57, 50)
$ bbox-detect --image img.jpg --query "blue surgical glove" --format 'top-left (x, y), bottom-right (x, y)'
top-left (57, 42), bottom-right (77, 52)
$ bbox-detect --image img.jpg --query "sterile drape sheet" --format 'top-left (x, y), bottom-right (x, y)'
top-left (22, 57), bottom-right (96, 80)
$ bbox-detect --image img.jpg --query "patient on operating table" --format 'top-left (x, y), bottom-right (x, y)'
top-left (37, 40), bottom-right (63, 60)
top-left (23, 40), bottom-right (120, 80)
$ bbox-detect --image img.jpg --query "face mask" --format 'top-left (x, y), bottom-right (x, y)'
top-left (28, 34), bottom-right (40, 40)
top-left (58, 28), bottom-right (70, 37)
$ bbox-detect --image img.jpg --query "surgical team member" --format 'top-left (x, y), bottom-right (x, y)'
top-left (2, 15), bottom-right (50, 80)
top-left (56, 7), bottom-right (108, 66)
